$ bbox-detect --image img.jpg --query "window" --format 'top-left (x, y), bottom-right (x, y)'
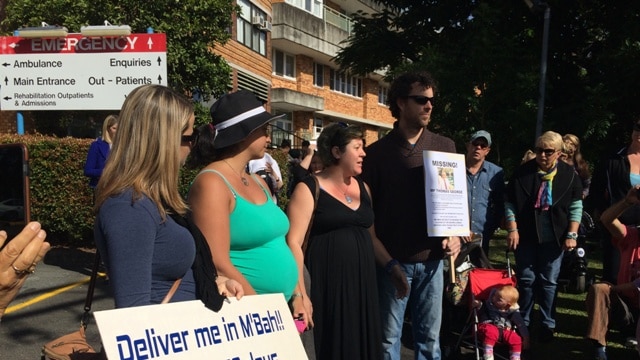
top-left (313, 117), bottom-right (323, 139)
top-left (378, 85), bottom-right (388, 105)
top-left (329, 69), bottom-right (362, 97)
top-left (271, 113), bottom-right (293, 147)
top-left (237, 0), bottom-right (267, 56)
top-left (273, 50), bottom-right (295, 78)
top-left (314, 63), bottom-right (324, 87)
top-left (284, 0), bottom-right (323, 18)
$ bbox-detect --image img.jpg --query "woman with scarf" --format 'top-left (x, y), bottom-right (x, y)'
top-left (504, 131), bottom-right (583, 344)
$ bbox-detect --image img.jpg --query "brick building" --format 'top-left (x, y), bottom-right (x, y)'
top-left (1, 0), bottom-right (396, 144)
top-left (217, 0), bottom-right (394, 147)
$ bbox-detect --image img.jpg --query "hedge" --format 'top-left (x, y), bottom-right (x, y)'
top-left (0, 134), bottom-right (290, 246)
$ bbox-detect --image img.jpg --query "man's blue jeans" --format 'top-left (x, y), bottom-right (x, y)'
top-left (514, 240), bottom-right (564, 329)
top-left (378, 259), bottom-right (443, 360)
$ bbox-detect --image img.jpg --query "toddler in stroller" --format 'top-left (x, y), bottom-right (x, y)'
top-left (474, 285), bottom-right (529, 360)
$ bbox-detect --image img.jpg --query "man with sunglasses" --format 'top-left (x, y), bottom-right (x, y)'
top-left (465, 130), bottom-right (505, 258)
top-left (362, 71), bottom-right (461, 360)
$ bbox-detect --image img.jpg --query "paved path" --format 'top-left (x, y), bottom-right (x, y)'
top-left (1, 247), bottom-right (415, 359)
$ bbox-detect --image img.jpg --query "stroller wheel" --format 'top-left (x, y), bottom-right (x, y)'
top-left (575, 274), bottom-right (586, 293)
top-left (570, 274), bottom-right (586, 293)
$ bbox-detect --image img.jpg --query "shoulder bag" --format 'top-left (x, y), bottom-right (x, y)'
top-left (41, 252), bottom-right (181, 360)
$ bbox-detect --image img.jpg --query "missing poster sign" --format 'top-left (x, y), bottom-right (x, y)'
top-left (423, 150), bottom-right (470, 237)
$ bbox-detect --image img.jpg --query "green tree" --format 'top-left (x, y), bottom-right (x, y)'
top-left (335, 1), bottom-right (640, 177)
top-left (1, 0), bottom-right (238, 127)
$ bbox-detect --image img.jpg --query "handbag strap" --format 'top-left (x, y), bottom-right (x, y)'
top-left (161, 278), bottom-right (183, 304)
top-left (301, 175), bottom-right (320, 253)
top-left (81, 251), bottom-right (102, 327)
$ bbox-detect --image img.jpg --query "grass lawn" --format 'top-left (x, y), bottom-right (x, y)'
top-left (484, 230), bottom-right (640, 360)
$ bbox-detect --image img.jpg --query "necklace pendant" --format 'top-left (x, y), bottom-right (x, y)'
top-left (241, 177), bottom-right (249, 186)
top-left (345, 195), bottom-right (353, 204)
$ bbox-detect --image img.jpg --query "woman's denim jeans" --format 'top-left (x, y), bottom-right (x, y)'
top-left (514, 240), bottom-right (564, 329)
top-left (378, 259), bottom-right (443, 360)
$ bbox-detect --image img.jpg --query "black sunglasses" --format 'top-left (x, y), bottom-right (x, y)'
top-left (405, 95), bottom-right (434, 106)
top-left (535, 147), bottom-right (557, 156)
top-left (633, 123), bottom-right (640, 132)
top-left (471, 141), bottom-right (488, 149)
top-left (181, 134), bottom-right (196, 143)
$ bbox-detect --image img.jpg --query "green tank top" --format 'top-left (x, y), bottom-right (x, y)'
top-left (197, 170), bottom-right (298, 299)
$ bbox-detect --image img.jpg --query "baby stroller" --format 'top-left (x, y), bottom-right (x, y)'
top-left (447, 252), bottom-right (519, 360)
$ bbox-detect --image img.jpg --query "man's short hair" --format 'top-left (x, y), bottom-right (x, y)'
top-left (301, 140), bottom-right (310, 147)
top-left (280, 139), bottom-right (291, 148)
top-left (388, 71), bottom-right (437, 119)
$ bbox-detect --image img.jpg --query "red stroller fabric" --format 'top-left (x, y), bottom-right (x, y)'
top-left (469, 268), bottom-right (518, 304)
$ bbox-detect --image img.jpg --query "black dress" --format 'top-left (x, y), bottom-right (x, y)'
top-left (302, 176), bottom-right (383, 360)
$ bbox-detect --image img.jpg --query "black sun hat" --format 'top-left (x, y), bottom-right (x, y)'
top-left (210, 90), bottom-right (284, 149)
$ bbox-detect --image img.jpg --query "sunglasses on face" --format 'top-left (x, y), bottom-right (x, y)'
top-left (405, 95), bottom-right (434, 106)
top-left (181, 134), bottom-right (196, 144)
top-left (535, 147), bottom-right (557, 156)
top-left (471, 141), bottom-right (488, 149)
top-left (633, 123), bottom-right (640, 132)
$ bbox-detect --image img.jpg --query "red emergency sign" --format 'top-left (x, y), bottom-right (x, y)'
top-left (0, 33), bottom-right (166, 54)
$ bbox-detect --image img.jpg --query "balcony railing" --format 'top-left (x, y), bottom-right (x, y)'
top-left (324, 6), bottom-right (353, 34)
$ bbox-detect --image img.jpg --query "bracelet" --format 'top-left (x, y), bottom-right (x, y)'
top-left (507, 228), bottom-right (518, 233)
top-left (385, 259), bottom-right (399, 274)
top-left (566, 231), bottom-right (578, 240)
top-left (291, 292), bottom-right (302, 298)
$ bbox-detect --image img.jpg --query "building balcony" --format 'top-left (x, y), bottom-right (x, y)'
top-left (270, 88), bottom-right (324, 112)
top-left (272, 2), bottom-right (350, 63)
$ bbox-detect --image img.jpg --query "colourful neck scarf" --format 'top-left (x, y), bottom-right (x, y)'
top-left (535, 162), bottom-right (558, 210)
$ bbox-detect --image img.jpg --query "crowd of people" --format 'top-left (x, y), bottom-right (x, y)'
top-left (2, 72), bottom-right (640, 360)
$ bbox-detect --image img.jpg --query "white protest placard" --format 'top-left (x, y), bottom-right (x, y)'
top-left (423, 150), bottom-right (470, 237)
top-left (94, 294), bottom-right (307, 360)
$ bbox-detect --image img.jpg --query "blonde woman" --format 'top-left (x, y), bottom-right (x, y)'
top-left (94, 84), bottom-right (242, 308)
top-left (505, 131), bottom-right (583, 342)
top-left (561, 133), bottom-right (591, 199)
top-left (84, 114), bottom-right (118, 189)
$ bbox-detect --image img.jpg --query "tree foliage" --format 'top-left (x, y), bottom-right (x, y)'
top-left (335, 0), bottom-right (640, 176)
top-left (1, 0), bottom-right (238, 127)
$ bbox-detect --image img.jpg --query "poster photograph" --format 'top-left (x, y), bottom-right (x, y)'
top-left (423, 150), bottom-right (470, 237)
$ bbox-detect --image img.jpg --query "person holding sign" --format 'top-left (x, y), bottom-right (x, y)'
top-left (94, 85), bottom-right (241, 308)
top-left (505, 131), bottom-right (582, 343)
top-left (362, 71), bottom-right (461, 360)
top-left (1, 222), bottom-right (50, 318)
top-left (188, 90), bottom-right (298, 301)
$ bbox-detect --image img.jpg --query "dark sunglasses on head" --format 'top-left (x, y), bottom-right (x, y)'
top-left (405, 95), bottom-right (434, 106)
top-left (471, 141), bottom-right (488, 149)
top-left (535, 147), bottom-right (557, 156)
top-left (633, 123), bottom-right (640, 132)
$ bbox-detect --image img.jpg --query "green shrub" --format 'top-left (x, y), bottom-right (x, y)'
top-left (0, 135), bottom-right (292, 245)
top-left (1, 134), bottom-right (94, 246)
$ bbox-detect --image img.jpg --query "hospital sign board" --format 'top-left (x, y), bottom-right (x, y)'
top-left (0, 33), bottom-right (167, 110)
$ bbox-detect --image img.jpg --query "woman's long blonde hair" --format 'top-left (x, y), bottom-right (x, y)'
top-left (94, 84), bottom-right (193, 218)
top-left (101, 114), bottom-right (118, 144)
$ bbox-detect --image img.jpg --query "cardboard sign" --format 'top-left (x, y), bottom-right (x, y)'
top-left (423, 150), bottom-right (470, 237)
top-left (94, 294), bottom-right (308, 360)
